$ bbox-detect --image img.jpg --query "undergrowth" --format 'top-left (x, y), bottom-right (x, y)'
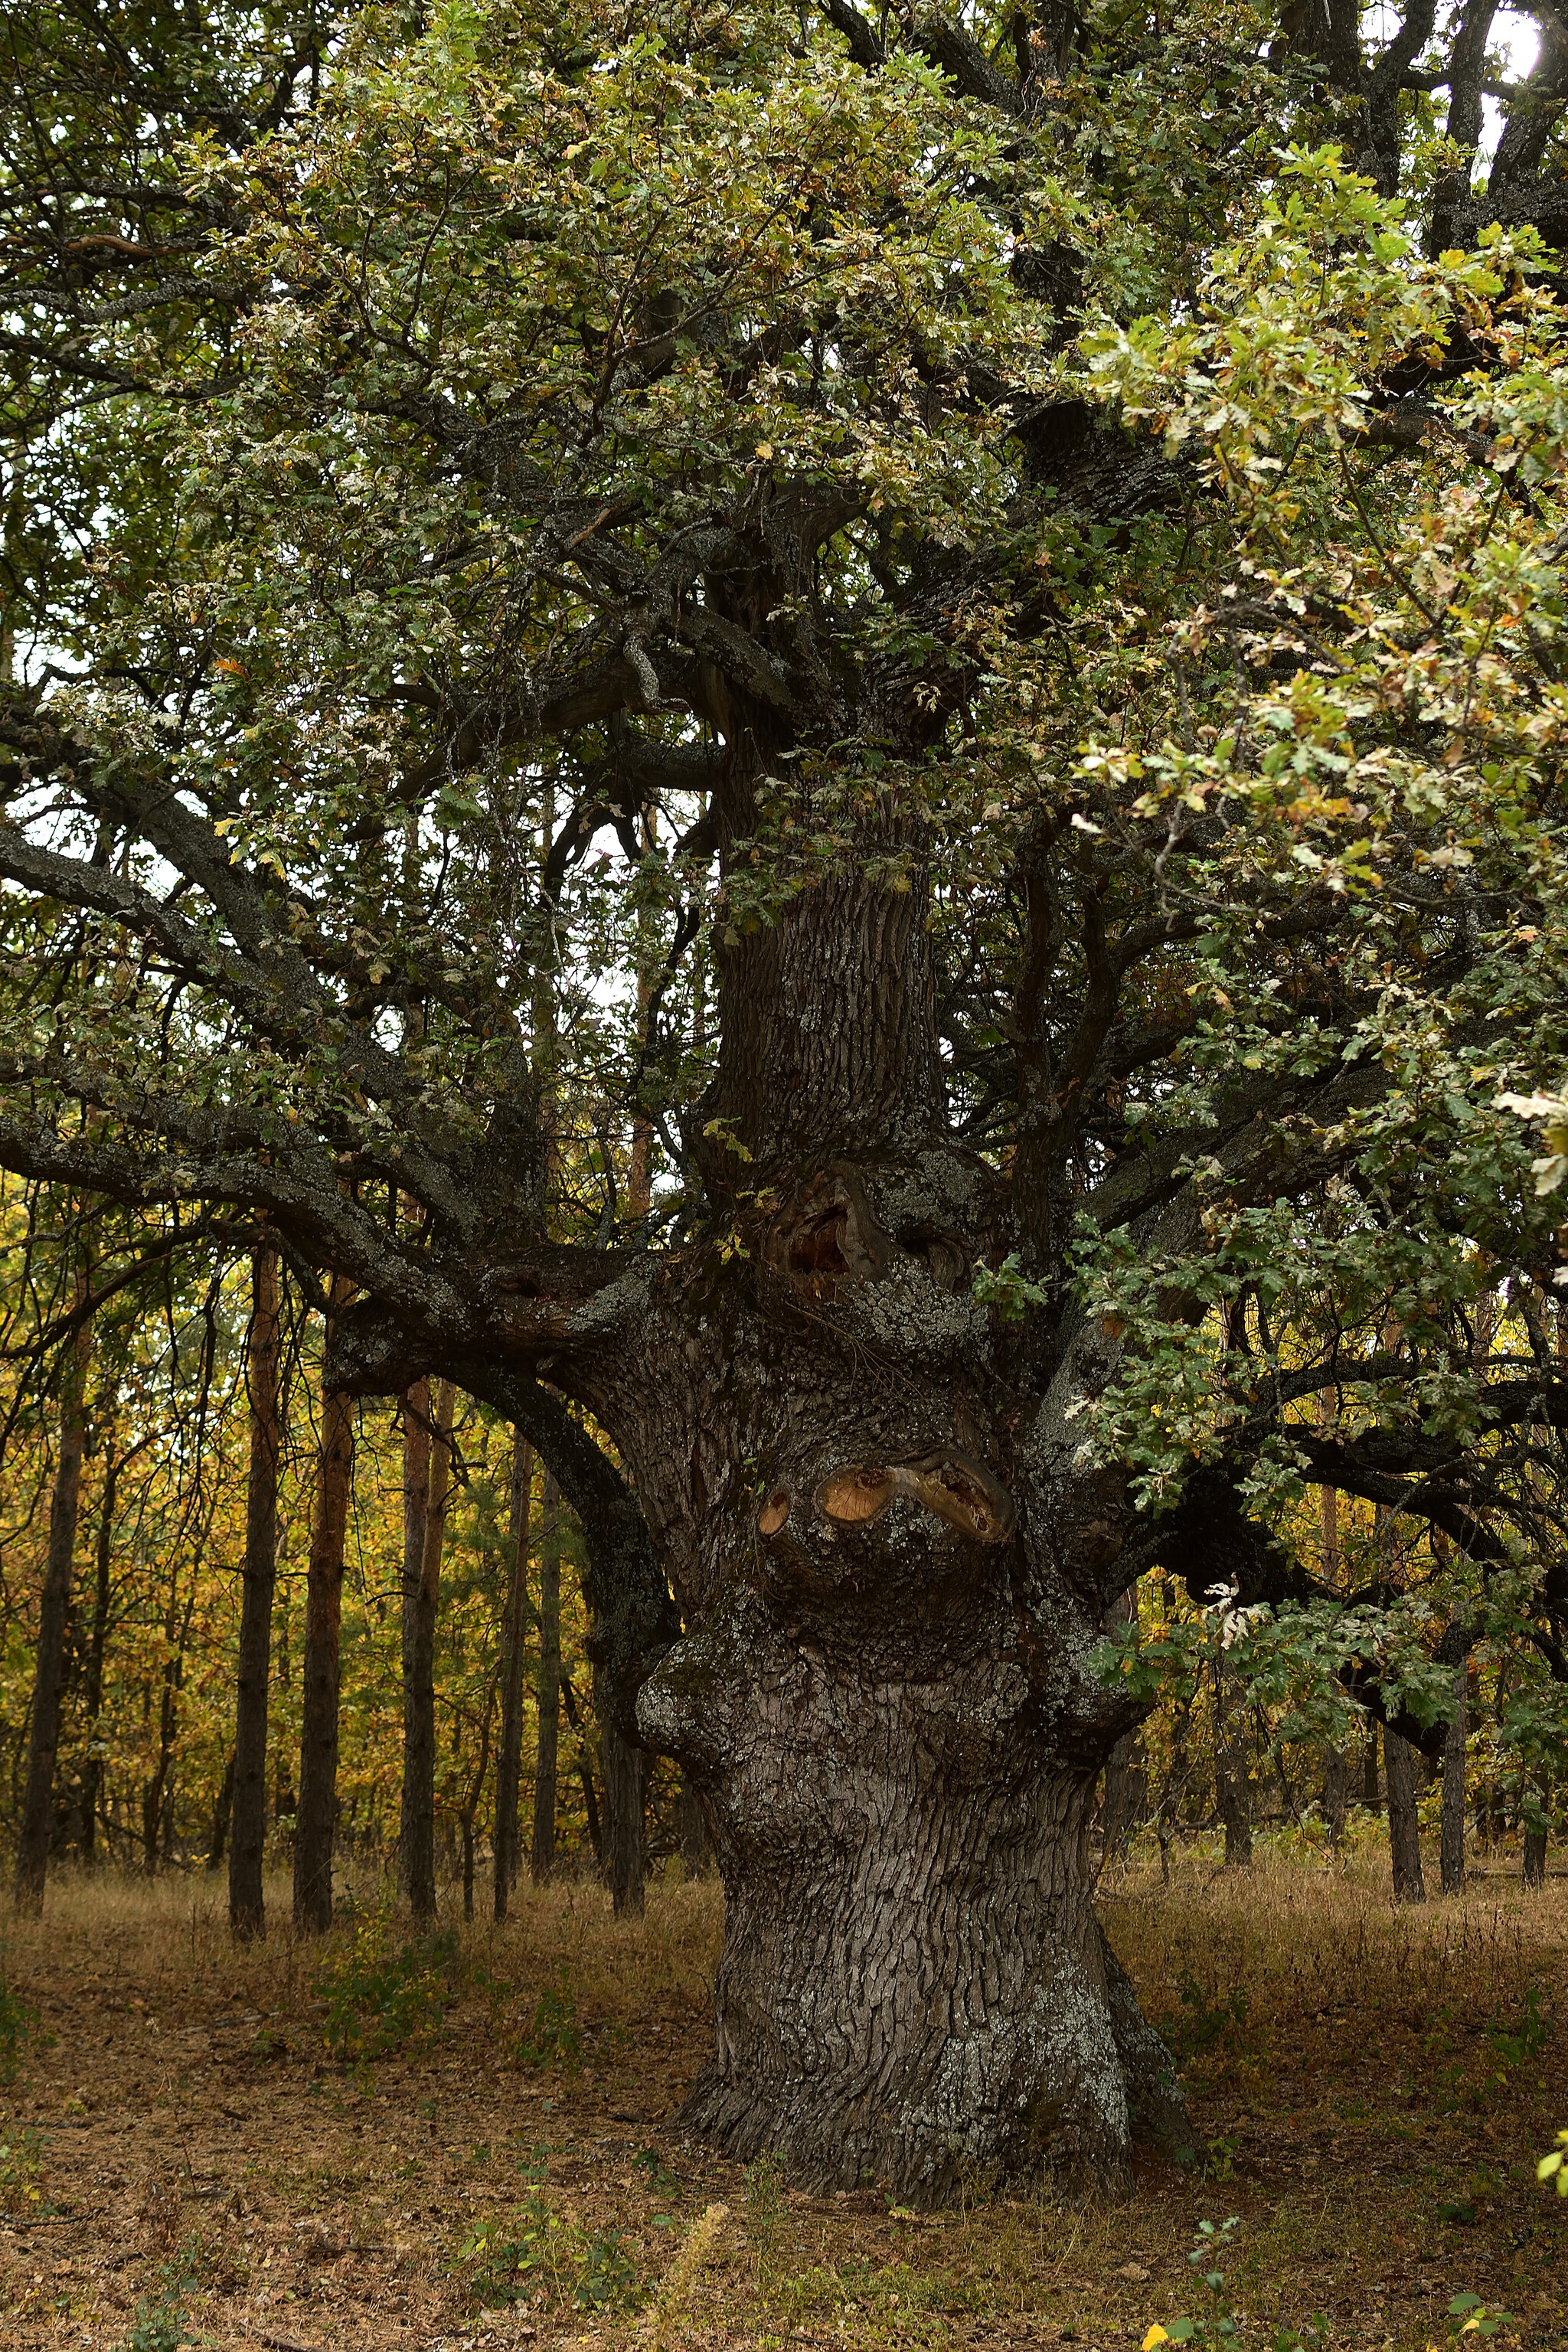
top-left (458, 2145), bottom-right (640, 2313)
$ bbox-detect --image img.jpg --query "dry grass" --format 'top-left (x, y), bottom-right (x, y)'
top-left (0, 1841), bottom-right (1560, 2350)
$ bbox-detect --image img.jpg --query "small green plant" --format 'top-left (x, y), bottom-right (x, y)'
top-left (119, 2295), bottom-right (187, 2352)
top-left (314, 1909), bottom-right (461, 2061)
top-left (1203, 2133), bottom-right (1238, 2182)
top-left (1485, 1985), bottom-right (1548, 2083)
top-left (1444, 2292), bottom-right (1516, 2341)
top-left (1538, 2126), bottom-right (1568, 2196)
top-left (459, 2150), bottom-right (641, 2315)
top-left (1174, 1978), bottom-right (1250, 2059)
top-left (0, 2120), bottom-right (45, 2213)
top-left (515, 1974), bottom-right (581, 2072)
top-left (1143, 2215), bottom-right (1242, 2346)
top-left (632, 2143), bottom-right (682, 2209)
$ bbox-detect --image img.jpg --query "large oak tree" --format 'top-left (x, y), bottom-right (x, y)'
top-left (5, 0), bottom-right (1568, 2194)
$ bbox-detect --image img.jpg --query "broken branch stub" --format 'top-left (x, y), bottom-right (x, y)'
top-left (815, 1452), bottom-right (1014, 1544)
top-left (756, 1489), bottom-right (791, 1538)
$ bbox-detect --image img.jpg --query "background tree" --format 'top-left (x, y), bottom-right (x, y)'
top-left (230, 1241), bottom-right (281, 1936)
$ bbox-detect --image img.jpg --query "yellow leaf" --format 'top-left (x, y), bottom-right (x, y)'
top-left (1143, 2331), bottom-right (1171, 2350)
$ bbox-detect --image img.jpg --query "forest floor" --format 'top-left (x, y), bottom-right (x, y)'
top-left (0, 1842), bottom-right (1562, 2352)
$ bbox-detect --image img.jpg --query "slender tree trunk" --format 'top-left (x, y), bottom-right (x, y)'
top-left (15, 1296), bottom-right (93, 1916)
top-left (558, 1670), bottom-right (602, 1862)
top-left (1317, 1399), bottom-right (1348, 1850)
top-left (143, 1586), bottom-right (194, 1874)
top-left (1098, 1589), bottom-right (1137, 1867)
top-left (529, 1467), bottom-right (561, 1882)
top-left (595, 940), bottom-right (658, 1917)
top-left (293, 1276), bottom-right (355, 1936)
top-left (1362, 1717), bottom-right (1381, 1812)
top-left (460, 1680), bottom-right (496, 1924)
top-left (207, 1755), bottom-right (235, 1869)
top-left (1214, 1655), bottom-right (1252, 1866)
top-left (77, 1446), bottom-right (117, 1868)
top-left (1386, 1726), bottom-right (1426, 1901)
top-left (230, 1245), bottom-right (281, 1940)
top-left (1322, 1743), bottom-right (1348, 1849)
top-left (596, 1660), bottom-right (648, 1916)
top-left (678, 1769), bottom-right (710, 1876)
top-left (397, 1379), bottom-right (432, 1898)
top-left (1523, 1775), bottom-right (1549, 1888)
top-left (399, 1375), bottom-right (453, 1920)
top-left (1440, 1662), bottom-right (1467, 1895)
top-left (493, 1430), bottom-right (533, 1921)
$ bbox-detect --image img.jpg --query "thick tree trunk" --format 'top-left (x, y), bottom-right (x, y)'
top-left (15, 1306), bottom-right (93, 1915)
top-left (600, 1119), bottom-right (1191, 2194)
top-left (344, 813), bottom-right (1188, 2197)
top-left (1440, 1663), bottom-right (1467, 1896)
top-left (77, 1445), bottom-right (117, 1868)
top-left (399, 1377), bottom-right (453, 1919)
top-left (1385, 1726), bottom-right (1426, 1902)
top-left (493, 1429), bottom-right (533, 1921)
top-left (529, 1467), bottom-right (561, 1882)
top-left (294, 1279), bottom-right (355, 1936)
top-left (642, 1582), bottom-right (1183, 2199)
top-left (230, 1245), bottom-right (281, 1940)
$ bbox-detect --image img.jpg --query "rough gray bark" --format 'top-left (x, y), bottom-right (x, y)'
top-left (493, 1429), bottom-right (533, 1920)
top-left (399, 1376), bottom-right (453, 1920)
top-left (645, 1596), bottom-right (1154, 2197)
top-left (1100, 1930), bottom-right (1193, 2161)
top-left (15, 1303), bottom-right (93, 1915)
top-left (1440, 1664), bottom-right (1467, 1895)
top-left (529, 1468), bottom-right (561, 1883)
top-left (293, 1276), bottom-right (354, 1935)
top-left (1386, 1726), bottom-right (1426, 1903)
top-left (230, 1244), bottom-right (280, 1939)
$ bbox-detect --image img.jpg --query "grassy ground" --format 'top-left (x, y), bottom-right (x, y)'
top-left (0, 1842), bottom-right (1561, 2351)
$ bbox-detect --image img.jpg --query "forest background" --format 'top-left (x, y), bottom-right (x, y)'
top-left (0, 1184), bottom-right (1558, 1916)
